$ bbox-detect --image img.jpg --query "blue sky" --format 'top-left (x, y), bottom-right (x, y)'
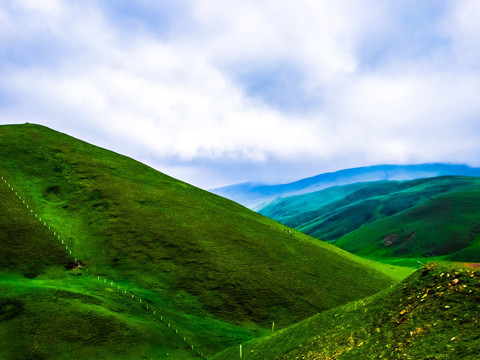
top-left (1, 0), bottom-right (480, 189)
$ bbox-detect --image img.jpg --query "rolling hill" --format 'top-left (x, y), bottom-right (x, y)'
top-left (0, 123), bottom-right (410, 359)
top-left (212, 164), bottom-right (480, 209)
top-left (259, 176), bottom-right (480, 265)
top-left (212, 262), bottom-right (480, 359)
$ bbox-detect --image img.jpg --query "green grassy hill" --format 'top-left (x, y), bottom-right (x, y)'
top-left (0, 123), bottom-right (410, 359)
top-left (212, 262), bottom-right (480, 359)
top-left (259, 177), bottom-right (480, 265)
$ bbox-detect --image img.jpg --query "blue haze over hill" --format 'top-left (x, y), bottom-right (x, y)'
top-left (211, 164), bottom-right (480, 209)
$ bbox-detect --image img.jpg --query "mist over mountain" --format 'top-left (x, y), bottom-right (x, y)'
top-left (211, 164), bottom-right (480, 209)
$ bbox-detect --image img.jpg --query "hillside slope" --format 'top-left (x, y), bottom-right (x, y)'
top-left (0, 175), bottom-right (70, 277)
top-left (0, 123), bottom-right (410, 358)
top-left (212, 164), bottom-right (480, 209)
top-left (259, 177), bottom-right (480, 265)
top-left (212, 262), bottom-right (480, 359)
top-left (0, 273), bottom-right (202, 360)
top-left (0, 165), bottom-right (245, 359)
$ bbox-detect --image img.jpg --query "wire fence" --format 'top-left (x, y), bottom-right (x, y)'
top-left (1, 175), bottom-right (206, 359)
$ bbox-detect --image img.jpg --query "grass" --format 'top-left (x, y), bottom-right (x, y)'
top-left (0, 177), bottom-right (71, 278)
top-left (212, 262), bottom-right (480, 359)
top-left (0, 272), bottom-right (199, 360)
top-left (335, 190), bottom-right (480, 263)
top-left (259, 176), bottom-right (480, 264)
top-left (0, 123), bottom-right (411, 358)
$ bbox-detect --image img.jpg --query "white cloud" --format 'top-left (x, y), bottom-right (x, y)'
top-left (1, 0), bottom-right (480, 188)
top-left (324, 69), bottom-right (480, 167)
top-left (191, 0), bottom-right (377, 80)
top-left (2, 1), bottom-right (337, 163)
top-left (445, 0), bottom-right (480, 67)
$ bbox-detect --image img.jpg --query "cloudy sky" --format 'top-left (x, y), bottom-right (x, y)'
top-left (1, 0), bottom-right (480, 189)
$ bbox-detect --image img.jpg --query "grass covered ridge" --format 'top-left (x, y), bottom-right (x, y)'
top-left (212, 262), bottom-right (480, 359)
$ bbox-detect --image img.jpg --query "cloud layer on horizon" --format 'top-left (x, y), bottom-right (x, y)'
top-left (1, 0), bottom-right (480, 188)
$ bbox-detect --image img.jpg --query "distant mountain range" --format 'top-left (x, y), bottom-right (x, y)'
top-left (258, 176), bottom-right (480, 266)
top-left (211, 164), bottom-right (480, 209)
